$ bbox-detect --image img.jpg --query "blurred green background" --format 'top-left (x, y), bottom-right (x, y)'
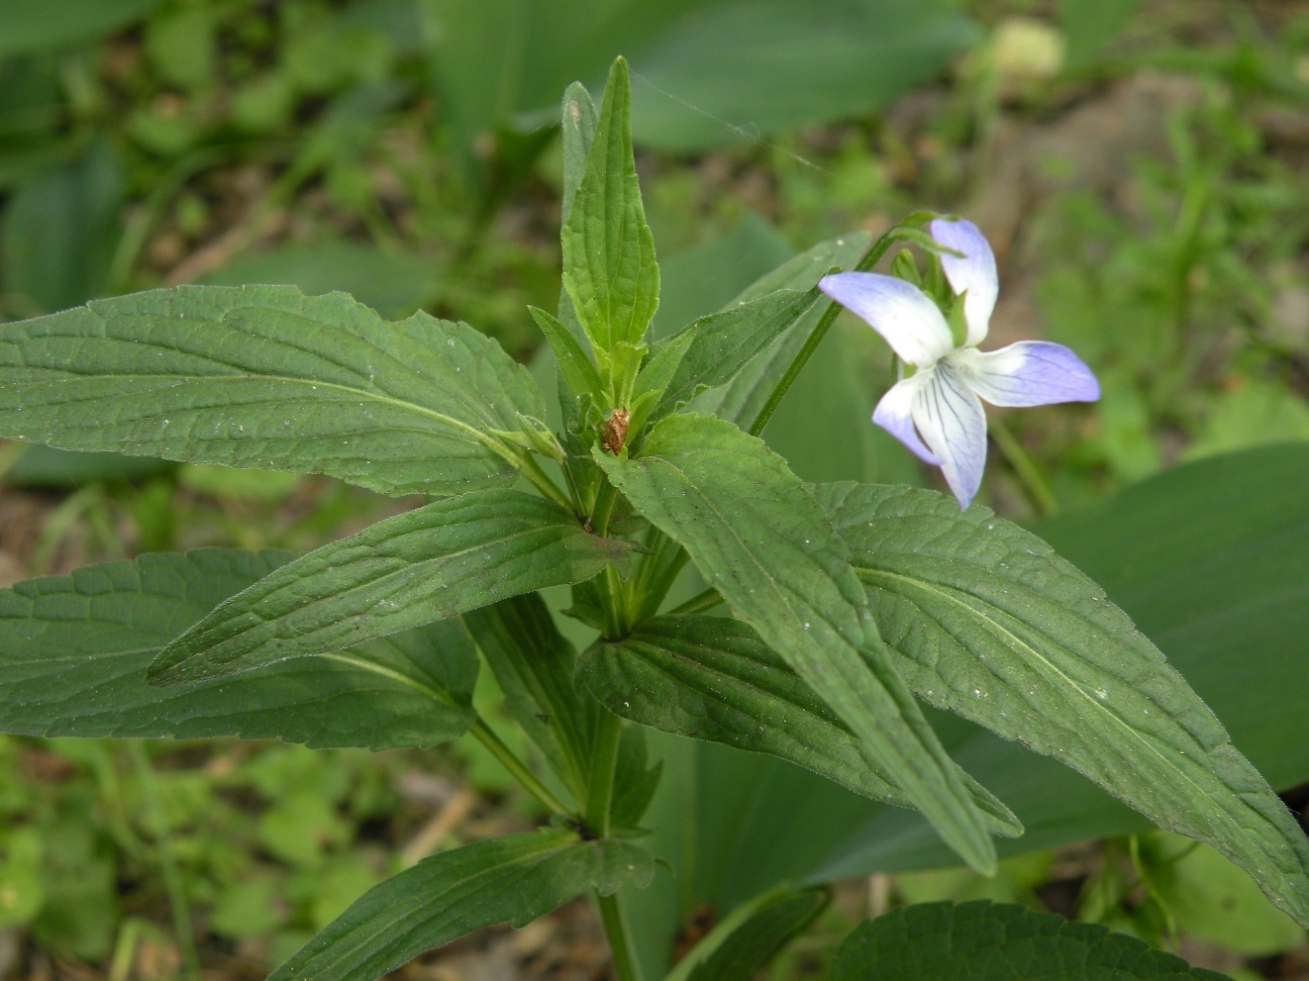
top-left (1, 0), bottom-right (1308, 978)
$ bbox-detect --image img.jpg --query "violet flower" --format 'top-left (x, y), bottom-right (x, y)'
top-left (819, 218), bottom-right (1098, 509)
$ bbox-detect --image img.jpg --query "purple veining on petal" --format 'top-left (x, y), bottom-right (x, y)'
top-left (873, 376), bottom-right (941, 465)
top-left (953, 341), bottom-right (1100, 408)
top-left (910, 362), bottom-right (988, 510)
top-left (929, 218), bottom-right (998, 347)
top-left (818, 271), bottom-right (953, 367)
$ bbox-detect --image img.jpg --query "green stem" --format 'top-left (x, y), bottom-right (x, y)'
top-left (585, 710), bottom-right (623, 838)
top-left (590, 477), bottom-right (619, 534)
top-left (747, 224), bottom-right (904, 438)
top-left (129, 742), bottom-right (201, 981)
top-left (987, 418), bottom-right (1058, 517)
top-left (518, 453), bottom-right (575, 511)
top-left (468, 718), bottom-right (571, 817)
top-left (596, 890), bottom-right (644, 981)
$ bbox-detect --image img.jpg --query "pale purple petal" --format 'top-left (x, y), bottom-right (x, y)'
top-left (911, 362), bottom-right (988, 510)
top-left (951, 341), bottom-right (1100, 407)
top-left (819, 272), bottom-right (953, 367)
top-left (873, 375), bottom-right (940, 465)
top-left (930, 218), bottom-right (998, 347)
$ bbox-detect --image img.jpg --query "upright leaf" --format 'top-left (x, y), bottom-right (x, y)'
top-left (666, 886), bottom-right (829, 981)
top-left (530, 306), bottom-right (602, 401)
top-left (464, 593), bottom-right (600, 804)
top-left (594, 414), bottom-right (997, 873)
top-left (821, 481), bottom-right (1309, 926)
top-left (684, 232), bottom-right (872, 427)
top-left (150, 490), bottom-right (632, 687)
top-left (560, 80), bottom-right (598, 224)
top-left (830, 901), bottom-right (1232, 981)
top-left (0, 549), bottom-right (478, 749)
top-left (0, 285), bottom-right (543, 496)
top-left (579, 615), bottom-right (1019, 837)
top-left (651, 288), bottom-right (819, 420)
top-left (267, 829), bottom-right (655, 981)
top-left (561, 58), bottom-right (659, 355)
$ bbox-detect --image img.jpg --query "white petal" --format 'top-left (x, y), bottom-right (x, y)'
top-left (951, 342), bottom-right (1100, 407)
top-left (930, 218), bottom-right (998, 347)
top-left (911, 362), bottom-right (988, 509)
top-left (873, 375), bottom-right (940, 465)
top-left (819, 272), bottom-right (953, 367)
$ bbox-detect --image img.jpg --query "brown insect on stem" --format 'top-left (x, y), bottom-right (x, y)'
top-left (601, 408), bottom-right (630, 455)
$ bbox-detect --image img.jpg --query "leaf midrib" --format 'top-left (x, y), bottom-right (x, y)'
top-left (857, 566), bottom-right (1225, 824)
top-left (4, 371), bottom-right (512, 459)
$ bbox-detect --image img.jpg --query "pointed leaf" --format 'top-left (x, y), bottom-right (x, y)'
top-left (150, 490), bottom-right (632, 686)
top-left (684, 232), bottom-right (873, 427)
top-left (530, 306), bottom-right (602, 401)
top-left (821, 481), bottom-right (1309, 926)
top-left (267, 829), bottom-right (655, 981)
top-left (0, 285), bottom-right (543, 496)
top-left (580, 615), bottom-right (1020, 837)
top-left (831, 901), bottom-right (1233, 981)
top-left (593, 414), bottom-right (997, 873)
top-left (464, 593), bottom-right (600, 804)
top-left (561, 58), bottom-right (659, 354)
top-left (0, 549), bottom-right (477, 749)
top-left (667, 886), bottom-right (829, 981)
top-left (560, 80), bottom-right (598, 224)
top-left (652, 288), bottom-right (819, 419)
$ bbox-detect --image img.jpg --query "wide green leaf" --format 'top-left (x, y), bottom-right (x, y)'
top-left (830, 901), bottom-right (1232, 981)
top-left (821, 481), bottom-right (1309, 926)
top-left (149, 489), bottom-right (632, 686)
top-left (578, 615), bottom-right (1019, 837)
top-left (267, 829), bottom-right (655, 981)
top-left (464, 593), bottom-right (600, 805)
top-left (0, 549), bottom-right (478, 749)
top-left (594, 414), bottom-right (997, 873)
top-left (561, 58), bottom-right (659, 355)
top-left (0, 284), bottom-right (543, 496)
top-left (200, 242), bottom-right (440, 320)
top-left (666, 885), bottom-right (829, 981)
top-left (651, 288), bottom-right (819, 420)
top-left (0, 0), bottom-right (161, 57)
top-left (427, 0), bottom-right (975, 152)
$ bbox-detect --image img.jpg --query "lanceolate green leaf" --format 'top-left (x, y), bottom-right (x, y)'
top-left (530, 306), bottom-right (602, 401)
top-left (150, 490), bottom-right (633, 687)
top-left (830, 901), bottom-right (1232, 981)
top-left (666, 886), bottom-right (829, 981)
top-left (560, 81), bottom-right (598, 224)
top-left (267, 829), bottom-right (655, 981)
top-left (561, 58), bottom-right (659, 355)
top-left (464, 593), bottom-right (600, 805)
top-left (652, 288), bottom-right (819, 420)
top-left (579, 615), bottom-right (1020, 837)
top-left (0, 285), bottom-right (543, 496)
top-left (683, 232), bottom-right (872, 427)
top-left (594, 414), bottom-right (997, 873)
top-left (0, 549), bottom-right (478, 749)
top-left (820, 482), bottom-right (1309, 926)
